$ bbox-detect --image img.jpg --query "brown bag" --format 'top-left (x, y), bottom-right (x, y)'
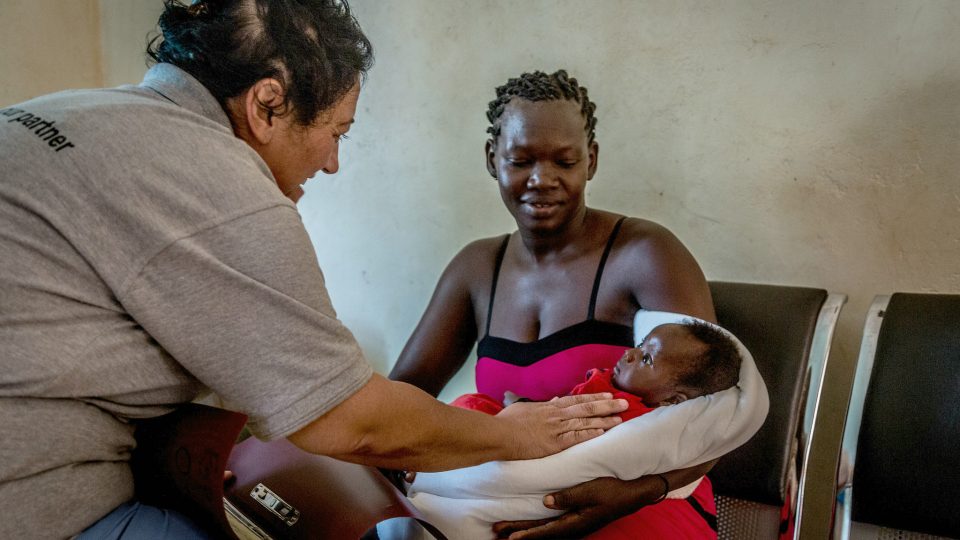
top-left (131, 403), bottom-right (445, 539)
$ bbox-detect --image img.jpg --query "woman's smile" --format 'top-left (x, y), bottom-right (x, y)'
top-left (521, 199), bottom-right (562, 217)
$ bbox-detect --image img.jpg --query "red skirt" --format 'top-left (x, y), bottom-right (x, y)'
top-left (586, 476), bottom-right (717, 540)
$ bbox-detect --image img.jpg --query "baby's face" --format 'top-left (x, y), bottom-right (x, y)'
top-left (613, 323), bottom-right (705, 406)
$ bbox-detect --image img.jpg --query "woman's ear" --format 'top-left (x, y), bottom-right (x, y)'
top-left (485, 139), bottom-right (497, 179)
top-left (233, 78), bottom-right (286, 145)
top-left (587, 140), bottom-right (599, 180)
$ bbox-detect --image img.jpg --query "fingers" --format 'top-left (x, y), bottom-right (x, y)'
top-left (494, 512), bottom-right (590, 540)
top-left (492, 518), bottom-right (555, 539)
top-left (556, 427), bottom-right (605, 450)
top-left (563, 414), bottom-right (623, 432)
top-left (547, 392), bottom-right (613, 407)
top-left (555, 396), bottom-right (629, 419)
top-left (544, 476), bottom-right (627, 510)
top-left (497, 396), bottom-right (628, 459)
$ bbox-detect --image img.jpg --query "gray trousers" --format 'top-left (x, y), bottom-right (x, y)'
top-left (76, 501), bottom-right (213, 539)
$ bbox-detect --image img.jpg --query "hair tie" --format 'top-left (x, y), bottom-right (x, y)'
top-left (187, 1), bottom-right (209, 17)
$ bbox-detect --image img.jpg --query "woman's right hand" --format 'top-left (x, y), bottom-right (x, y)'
top-left (495, 393), bottom-right (627, 459)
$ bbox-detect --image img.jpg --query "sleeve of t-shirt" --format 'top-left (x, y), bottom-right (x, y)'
top-left (120, 204), bottom-right (373, 440)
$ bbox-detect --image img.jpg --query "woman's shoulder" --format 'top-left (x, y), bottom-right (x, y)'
top-left (438, 233), bottom-right (512, 287)
top-left (452, 234), bottom-right (512, 263)
top-left (592, 210), bottom-right (698, 273)
top-left (593, 210), bottom-right (681, 250)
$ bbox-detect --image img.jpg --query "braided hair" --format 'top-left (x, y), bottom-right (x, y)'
top-left (148, 0), bottom-right (373, 127)
top-left (485, 69), bottom-right (597, 145)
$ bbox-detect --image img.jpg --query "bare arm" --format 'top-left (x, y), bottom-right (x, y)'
top-left (625, 218), bottom-right (716, 322)
top-left (390, 241), bottom-right (491, 395)
top-left (287, 373), bottom-right (627, 472)
top-left (492, 460), bottom-right (716, 540)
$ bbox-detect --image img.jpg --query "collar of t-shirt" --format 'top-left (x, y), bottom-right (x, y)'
top-left (139, 63), bottom-right (232, 132)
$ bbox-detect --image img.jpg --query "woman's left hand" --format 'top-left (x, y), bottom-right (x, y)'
top-left (492, 476), bottom-right (657, 539)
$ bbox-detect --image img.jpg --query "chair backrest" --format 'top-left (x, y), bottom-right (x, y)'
top-left (708, 281), bottom-right (845, 539)
top-left (835, 293), bottom-right (960, 540)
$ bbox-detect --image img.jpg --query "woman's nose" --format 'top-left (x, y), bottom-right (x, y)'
top-left (526, 164), bottom-right (556, 188)
top-left (321, 149), bottom-right (340, 175)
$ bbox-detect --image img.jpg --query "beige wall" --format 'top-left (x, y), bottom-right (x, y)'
top-left (0, 0), bottom-right (102, 105)
top-left (99, 0), bottom-right (164, 87)
top-left (0, 0), bottom-right (159, 105)
top-left (3, 1), bottom-right (959, 537)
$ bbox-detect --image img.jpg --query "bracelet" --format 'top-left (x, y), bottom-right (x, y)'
top-left (652, 473), bottom-right (670, 503)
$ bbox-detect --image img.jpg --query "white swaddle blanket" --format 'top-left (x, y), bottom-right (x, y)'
top-left (382, 310), bottom-right (770, 540)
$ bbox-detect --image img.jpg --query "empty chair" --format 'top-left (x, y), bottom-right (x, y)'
top-left (708, 281), bottom-right (846, 539)
top-left (835, 293), bottom-right (960, 540)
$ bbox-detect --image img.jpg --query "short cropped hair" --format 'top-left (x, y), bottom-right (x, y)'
top-left (674, 320), bottom-right (742, 396)
top-left (485, 69), bottom-right (597, 145)
top-left (148, 0), bottom-right (374, 127)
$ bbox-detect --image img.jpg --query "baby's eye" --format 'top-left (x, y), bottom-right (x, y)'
top-left (642, 353), bottom-right (653, 365)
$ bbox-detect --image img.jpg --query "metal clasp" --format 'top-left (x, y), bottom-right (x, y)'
top-left (250, 483), bottom-right (300, 526)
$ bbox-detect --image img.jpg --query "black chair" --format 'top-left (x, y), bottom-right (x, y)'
top-left (834, 293), bottom-right (960, 540)
top-left (708, 281), bottom-right (846, 539)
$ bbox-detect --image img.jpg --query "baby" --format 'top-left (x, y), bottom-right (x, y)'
top-left (380, 314), bottom-right (759, 540)
top-left (452, 319), bottom-right (743, 423)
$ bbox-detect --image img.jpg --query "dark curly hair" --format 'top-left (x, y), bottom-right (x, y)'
top-left (674, 320), bottom-right (743, 397)
top-left (147, 0), bottom-right (374, 127)
top-left (485, 69), bottom-right (597, 145)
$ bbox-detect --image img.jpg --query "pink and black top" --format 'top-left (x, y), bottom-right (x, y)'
top-left (475, 217), bottom-right (634, 402)
top-left (470, 217), bottom-right (719, 538)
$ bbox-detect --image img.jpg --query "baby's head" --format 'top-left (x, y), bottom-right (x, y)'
top-left (613, 320), bottom-right (742, 406)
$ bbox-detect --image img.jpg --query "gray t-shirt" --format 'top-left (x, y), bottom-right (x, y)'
top-left (0, 64), bottom-right (373, 539)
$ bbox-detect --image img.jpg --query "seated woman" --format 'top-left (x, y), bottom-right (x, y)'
top-left (390, 69), bottom-right (768, 539)
top-left (387, 314), bottom-right (765, 540)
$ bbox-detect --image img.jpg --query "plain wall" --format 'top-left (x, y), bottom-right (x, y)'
top-left (0, 0), bottom-right (102, 105)
top-left (2, 2), bottom-right (958, 538)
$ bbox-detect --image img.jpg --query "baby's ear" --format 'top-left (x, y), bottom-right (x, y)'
top-left (659, 391), bottom-right (690, 407)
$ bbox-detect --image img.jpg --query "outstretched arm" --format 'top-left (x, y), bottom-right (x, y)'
top-left (288, 240), bottom-right (633, 472)
top-left (288, 373), bottom-right (627, 472)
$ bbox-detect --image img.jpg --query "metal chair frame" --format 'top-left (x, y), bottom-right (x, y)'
top-left (709, 281), bottom-right (846, 539)
top-left (834, 294), bottom-right (960, 540)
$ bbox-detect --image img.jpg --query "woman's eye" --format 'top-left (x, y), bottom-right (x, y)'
top-left (558, 161), bottom-right (577, 168)
top-left (507, 159), bottom-right (529, 167)
top-left (336, 133), bottom-right (350, 142)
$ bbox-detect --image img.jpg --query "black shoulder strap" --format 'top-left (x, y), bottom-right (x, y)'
top-left (484, 234), bottom-right (512, 336)
top-left (587, 217), bottom-right (627, 319)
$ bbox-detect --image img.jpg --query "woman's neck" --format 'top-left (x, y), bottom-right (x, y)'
top-left (516, 206), bottom-right (594, 263)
